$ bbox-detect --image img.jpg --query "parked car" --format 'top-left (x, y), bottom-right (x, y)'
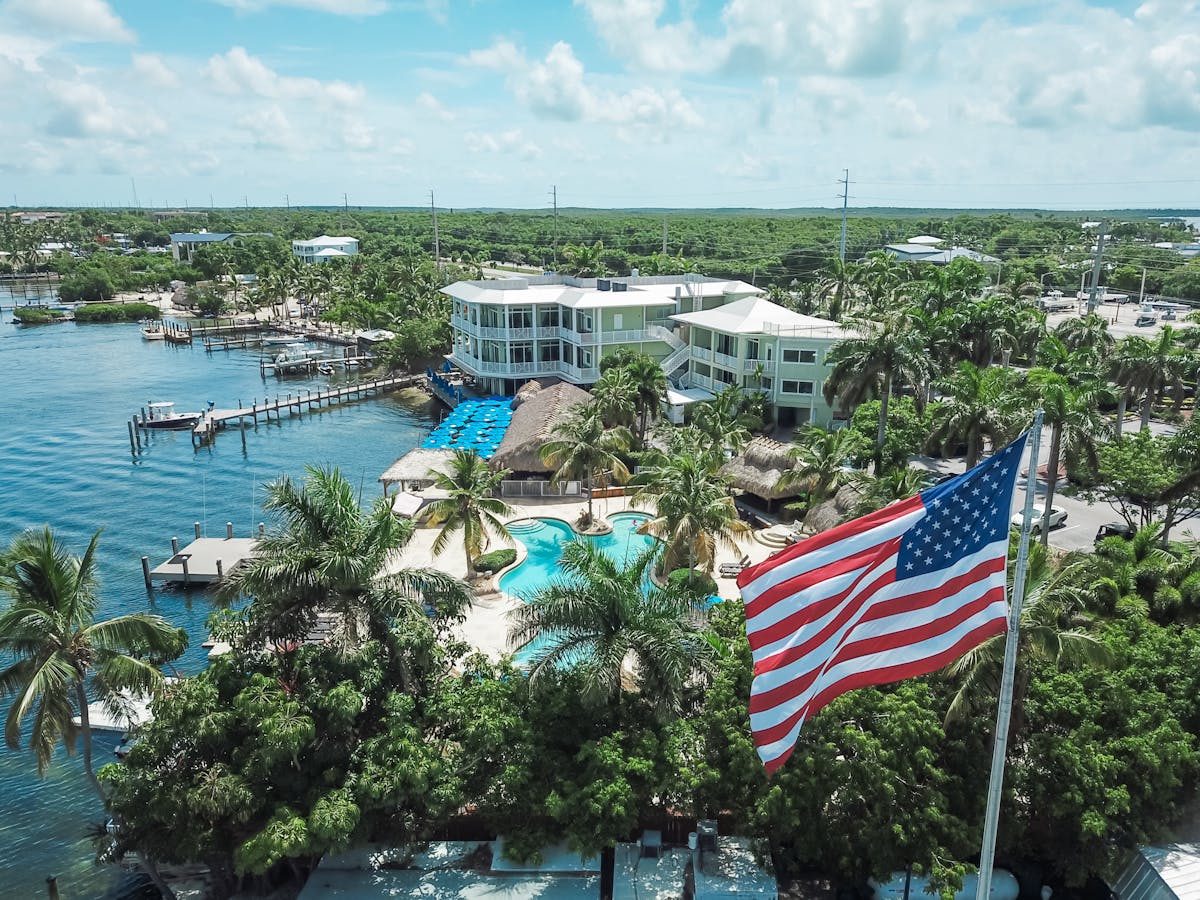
top-left (1010, 505), bottom-right (1067, 534)
top-left (1095, 522), bottom-right (1135, 545)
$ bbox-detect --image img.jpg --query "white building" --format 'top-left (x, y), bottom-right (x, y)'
top-left (292, 235), bottom-right (359, 264)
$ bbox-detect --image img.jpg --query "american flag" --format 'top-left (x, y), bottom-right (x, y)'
top-left (736, 433), bottom-right (1029, 773)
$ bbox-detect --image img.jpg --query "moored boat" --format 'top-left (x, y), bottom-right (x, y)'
top-left (140, 401), bottom-right (202, 430)
top-left (140, 320), bottom-right (165, 340)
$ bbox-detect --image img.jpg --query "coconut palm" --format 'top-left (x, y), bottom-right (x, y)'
top-left (1025, 370), bottom-right (1113, 546)
top-left (590, 366), bottom-right (638, 430)
top-left (945, 542), bottom-right (1110, 737)
top-left (1085, 523), bottom-right (1200, 622)
top-left (539, 403), bottom-right (634, 526)
top-left (693, 385), bottom-right (761, 455)
top-left (218, 466), bottom-right (472, 654)
top-left (625, 353), bottom-right (669, 443)
top-left (508, 540), bottom-right (716, 717)
top-left (851, 467), bottom-right (932, 517)
top-left (1054, 313), bottom-right (1114, 366)
top-left (560, 241), bottom-right (609, 278)
top-left (1113, 330), bottom-right (1187, 430)
top-left (928, 362), bottom-right (1023, 469)
top-left (425, 449), bottom-right (513, 579)
top-left (631, 451), bottom-right (749, 574)
top-left (777, 424), bottom-right (866, 509)
top-left (824, 305), bottom-right (934, 467)
top-left (0, 527), bottom-right (187, 794)
top-left (814, 255), bottom-right (862, 322)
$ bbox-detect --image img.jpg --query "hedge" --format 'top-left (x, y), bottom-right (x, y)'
top-left (74, 303), bottom-right (162, 323)
top-left (667, 568), bottom-right (718, 595)
top-left (475, 548), bottom-right (518, 573)
top-left (12, 307), bottom-right (62, 324)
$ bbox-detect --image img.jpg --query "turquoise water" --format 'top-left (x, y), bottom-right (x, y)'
top-left (0, 302), bottom-right (436, 898)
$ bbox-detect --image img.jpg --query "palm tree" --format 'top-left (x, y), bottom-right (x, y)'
top-left (631, 451), bottom-right (749, 574)
top-left (218, 466), bottom-right (472, 654)
top-left (693, 385), bottom-right (760, 455)
top-left (560, 241), bottom-right (609, 278)
top-left (928, 362), bottom-right (1022, 469)
top-left (0, 528), bottom-right (186, 796)
top-left (814, 255), bottom-right (861, 322)
top-left (1085, 523), bottom-right (1199, 622)
top-left (824, 305), bottom-right (934, 468)
top-left (1054, 313), bottom-right (1113, 367)
top-left (1113, 330), bottom-right (1187, 430)
top-left (425, 449), bottom-right (513, 580)
top-left (851, 467), bottom-right (931, 517)
top-left (777, 425), bottom-right (865, 510)
top-left (1025, 369), bottom-right (1113, 546)
top-left (625, 354), bottom-right (669, 444)
top-left (590, 366), bottom-right (638, 430)
top-left (945, 542), bottom-right (1110, 738)
top-left (539, 403), bottom-right (634, 526)
top-left (508, 540), bottom-right (716, 717)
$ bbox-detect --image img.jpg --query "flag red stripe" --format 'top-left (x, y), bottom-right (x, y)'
top-left (737, 495), bottom-right (921, 591)
top-left (743, 541), bottom-right (888, 625)
top-left (748, 580), bottom-right (1004, 716)
top-left (756, 617), bottom-right (1008, 773)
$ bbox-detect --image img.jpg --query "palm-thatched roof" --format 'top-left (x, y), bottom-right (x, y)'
top-left (379, 448), bottom-right (457, 491)
top-left (490, 380), bottom-right (593, 474)
top-left (719, 435), bottom-right (806, 502)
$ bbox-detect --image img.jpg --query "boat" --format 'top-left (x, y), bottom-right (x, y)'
top-left (317, 362), bottom-right (335, 375)
top-left (140, 401), bottom-right (202, 430)
top-left (270, 344), bottom-right (326, 374)
top-left (262, 335), bottom-right (299, 346)
top-left (140, 320), bottom-right (165, 340)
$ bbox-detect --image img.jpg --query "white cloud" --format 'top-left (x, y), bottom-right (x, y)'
top-left (416, 91), bottom-right (455, 121)
top-left (717, 151), bottom-right (779, 181)
top-left (3, 0), bottom-right (134, 43)
top-left (208, 0), bottom-right (388, 14)
top-left (44, 80), bottom-right (164, 139)
top-left (465, 128), bottom-right (542, 159)
top-left (132, 53), bottom-right (180, 89)
top-left (466, 39), bottom-right (701, 128)
top-left (205, 47), bottom-right (365, 107)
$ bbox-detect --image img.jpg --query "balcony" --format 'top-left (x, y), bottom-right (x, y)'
top-left (450, 352), bottom-right (598, 383)
top-left (712, 350), bottom-right (740, 370)
top-left (743, 359), bottom-right (775, 375)
top-left (692, 346), bottom-right (712, 361)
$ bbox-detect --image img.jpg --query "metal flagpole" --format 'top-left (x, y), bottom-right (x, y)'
top-left (975, 409), bottom-right (1044, 900)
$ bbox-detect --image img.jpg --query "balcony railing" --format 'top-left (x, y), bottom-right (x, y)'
top-left (451, 352), bottom-right (598, 383)
top-left (712, 350), bottom-right (740, 370)
top-left (743, 359), bottom-right (775, 375)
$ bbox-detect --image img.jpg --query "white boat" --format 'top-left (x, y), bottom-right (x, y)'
top-left (141, 401), bottom-right (202, 430)
top-left (317, 362), bottom-right (335, 375)
top-left (140, 320), bottom-right (165, 340)
top-left (271, 344), bottom-right (326, 373)
top-left (262, 335), bottom-right (298, 346)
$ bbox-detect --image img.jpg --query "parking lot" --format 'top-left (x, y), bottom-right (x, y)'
top-left (910, 420), bottom-right (1195, 552)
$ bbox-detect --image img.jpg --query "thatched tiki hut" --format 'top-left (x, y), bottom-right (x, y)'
top-left (490, 380), bottom-right (593, 476)
top-left (378, 448), bottom-right (458, 497)
top-left (719, 436), bottom-right (806, 510)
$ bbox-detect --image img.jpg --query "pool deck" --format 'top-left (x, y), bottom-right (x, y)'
top-left (383, 494), bottom-right (775, 661)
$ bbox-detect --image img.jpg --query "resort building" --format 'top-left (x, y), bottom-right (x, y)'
top-left (170, 231), bottom-right (271, 264)
top-left (884, 236), bottom-right (1000, 266)
top-left (443, 274), bottom-right (851, 427)
top-left (292, 235), bottom-right (359, 264)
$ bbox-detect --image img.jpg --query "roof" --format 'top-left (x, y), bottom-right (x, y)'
top-left (666, 386), bottom-right (716, 406)
top-left (170, 232), bottom-right (235, 243)
top-left (907, 234), bottom-right (944, 245)
top-left (1113, 844), bottom-right (1200, 900)
top-left (379, 448), bottom-right (458, 486)
top-left (671, 296), bottom-right (844, 339)
top-left (313, 247), bottom-right (349, 257)
top-left (443, 274), bottom-right (762, 310)
top-left (884, 243), bottom-right (1000, 265)
top-left (490, 381), bottom-right (592, 474)
top-left (720, 436), bottom-right (805, 502)
top-left (693, 837), bottom-right (777, 900)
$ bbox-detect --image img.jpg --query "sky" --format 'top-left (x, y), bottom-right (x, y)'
top-left (1, 0), bottom-right (1198, 211)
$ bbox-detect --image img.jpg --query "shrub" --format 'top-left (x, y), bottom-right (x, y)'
top-left (474, 548), bottom-right (517, 573)
top-left (74, 302), bottom-right (161, 323)
top-left (58, 269), bottom-right (116, 302)
top-left (12, 307), bottom-right (60, 324)
top-left (667, 568), bottom-right (718, 596)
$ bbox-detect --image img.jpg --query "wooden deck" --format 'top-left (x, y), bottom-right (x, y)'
top-left (149, 537), bottom-right (259, 584)
top-left (192, 372), bottom-right (424, 444)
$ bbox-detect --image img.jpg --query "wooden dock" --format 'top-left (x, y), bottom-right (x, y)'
top-left (162, 322), bottom-right (192, 344)
top-left (191, 372), bottom-right (423, 444)
top-left (148, 536), bottom-right (259, 585)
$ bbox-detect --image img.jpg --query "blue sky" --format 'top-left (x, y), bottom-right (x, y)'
top-left (1, 0), bottom-right (1197, 210)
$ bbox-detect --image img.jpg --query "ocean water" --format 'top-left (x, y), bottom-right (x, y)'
top-left (0, 295), bottom-right (437, 898)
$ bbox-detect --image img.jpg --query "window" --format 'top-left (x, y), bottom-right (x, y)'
top-left (511, 342), bottom-right (533, 364)
top-left (509, 307), bottom-right (533, 329)
top-left (581, 349), bottom-right (593, 368)
top-left (781, 380), bottom-right (814, 394)
top-left (538, 306), bottom-right (560, 329)
top-left (715, 368), bottom-right (736, 386)
top-left (746, 339), bottom-right (759, 361)
top-left (715, 333), bottom-right (736, 356)
top-left (613, 313), bottom-right (623, 330)
top-left (538, 341), bottom-right (560, 362)
top-left (577, 312), bottom-right (593, 334)
top-left (782, 348), bottom-right (817, 364)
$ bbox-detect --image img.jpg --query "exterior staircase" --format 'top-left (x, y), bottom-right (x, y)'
top-left (659, 343), bottom-right (691, 375)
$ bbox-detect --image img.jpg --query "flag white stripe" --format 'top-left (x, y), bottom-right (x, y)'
top-left (747, 555), bottom-right (1007, 730)
top-left (751, 601), bottom-right (1008, 766)
top-left (739, 504), bottom-right (926, 606)
top-left (747, 538), bottom-right (1005, 699)
top-left (745, 561), bottom-right (873, 638)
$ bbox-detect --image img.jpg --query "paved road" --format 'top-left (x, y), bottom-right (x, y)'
top-left (910, 421), bottom-right (1195, 553)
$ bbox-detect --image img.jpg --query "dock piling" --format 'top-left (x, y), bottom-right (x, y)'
top-left (216, 559), bottom-right (224, 581)
top-left (226, 522), bottom-right (233, 539)
top-left (171, 536), bottom-right (179, 555)
top-left (128, 420), bottom-right (137, 455)
top-left (181, 556), bottom-right (190, 586)
top-left (259, 522), bottom-right (265, 536)
top-left (141, 556), bottom-right (151, 589)
top-left (194, 522), bottom-right (202, 540)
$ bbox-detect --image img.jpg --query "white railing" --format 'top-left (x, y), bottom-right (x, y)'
top-left (660, 345), bottom-right (691, 373)
top-left (501, 480), bottom-right (581, 497)
top-left (451, 354), bottom-right (555, 377)
top-left (645, 324), bottom-right (685, 350)
top-left (712, 350), bottom-right (740, 370)
top-left (692, 346), bottom-right (712, 361)
top-left (743, 359), bottom-right (775, 375)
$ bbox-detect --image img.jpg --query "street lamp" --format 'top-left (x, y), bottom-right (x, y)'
top-left (1040, 272), bottom-right (1053, 291)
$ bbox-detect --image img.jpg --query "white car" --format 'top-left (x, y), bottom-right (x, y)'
top-left (1010, 505), bottom-right (1067, 534)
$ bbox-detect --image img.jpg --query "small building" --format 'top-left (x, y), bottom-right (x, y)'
top-left (719, 436), bottom-right (805, 509)
top-left (489, 380), bottom-right (592, 478)
top-left (884, 242), bottom-right (1000, 265)
top-left (1112, 843), bottom-right (1200, 900)
top-left (379, 447), bottom-right (458, 496)
top-left (293, 235), bottom-right (359, 264)
top-left (691, 822), bottom-right (777, 900)
top-left (170, 230), bottom-right (271, 264)
top-left (357, 328), bottom-right (395, 355)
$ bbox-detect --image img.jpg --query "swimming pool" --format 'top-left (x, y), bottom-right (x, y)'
top-left (499, 511), bottom-right (658, 602)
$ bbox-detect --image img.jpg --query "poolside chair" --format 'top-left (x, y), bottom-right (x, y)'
top-left (718, 555), bottom-right (751, 578)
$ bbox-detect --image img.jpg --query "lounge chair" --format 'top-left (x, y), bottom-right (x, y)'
top-left (719, 555), bottom-right (751, 578)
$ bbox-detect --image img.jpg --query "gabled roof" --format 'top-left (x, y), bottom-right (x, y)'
top-left (670, 296), bottom-right (844, 338)
top-left (313, 247), bottom-right (349, 257)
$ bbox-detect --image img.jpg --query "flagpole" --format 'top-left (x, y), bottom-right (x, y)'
top-left (975, 409), bottom-right (1044, 900)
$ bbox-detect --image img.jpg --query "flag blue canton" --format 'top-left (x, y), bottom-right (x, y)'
top-left (896, 435), bottom-right (1028, 580)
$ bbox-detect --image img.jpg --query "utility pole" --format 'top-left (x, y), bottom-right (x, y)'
top-left (550, 185), bottom-right (558, 267)
top-left (430, 190), bottom-right (440, 273)
top-left (210, 193), bottom-right (214, 210)
top-left (662, 218), bottom-right (668, 256)
top-left (285, 194), bottom-right (290, 211)
top-left (1086, 220), bottom-right (1107, 315)
top-left (130, 177), bottom-right (140, 209)
top-left (838, 168), bottom-right (850, 263)
top-left (243, 195), bottom-right (249, 210)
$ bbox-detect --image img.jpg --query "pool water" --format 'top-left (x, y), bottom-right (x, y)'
top-left (499, 512), bottom-right (658, 603)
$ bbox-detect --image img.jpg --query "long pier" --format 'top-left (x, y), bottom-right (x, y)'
top-left (190, 372), bottom-right (423, 445)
